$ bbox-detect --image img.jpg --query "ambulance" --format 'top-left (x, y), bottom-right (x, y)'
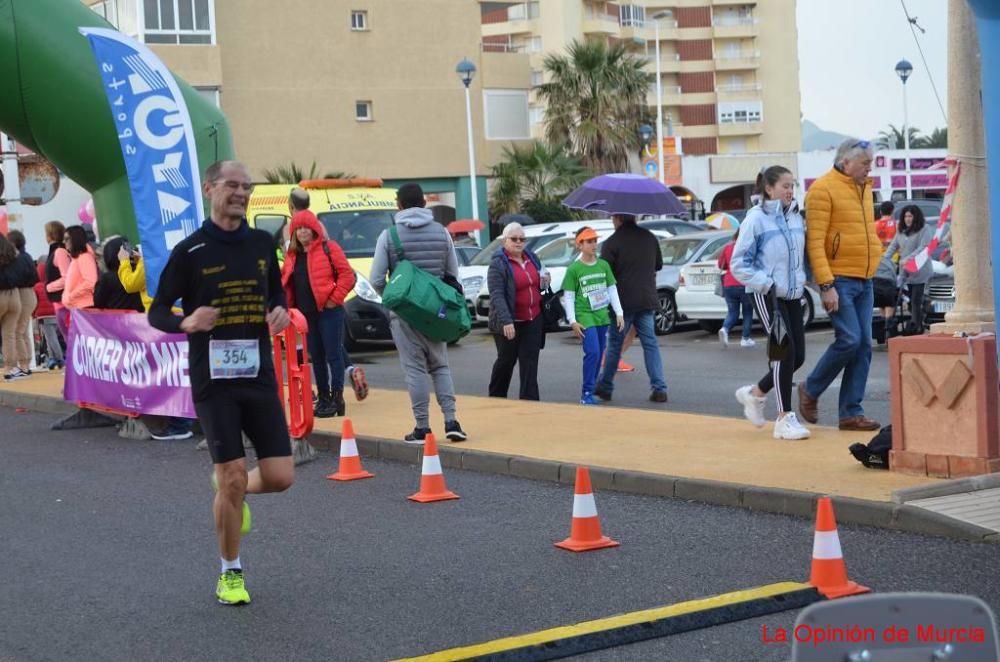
top-left (247, 178), bottom-right (397, 347)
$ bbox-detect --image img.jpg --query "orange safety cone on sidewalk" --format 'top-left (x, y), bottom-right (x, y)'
top-left (326, 419), bottom-right (374, 481)
top-left (407, 434), bottom-right (459, 503)
top-left (555, 467), bottom-right (620, 552)
top-left (807, 497), bottom-right (871, 599)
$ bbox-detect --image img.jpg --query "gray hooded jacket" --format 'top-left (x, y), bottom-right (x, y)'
top-left (370, 207), bottom-right (458, 292)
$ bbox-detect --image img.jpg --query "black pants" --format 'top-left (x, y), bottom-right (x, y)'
top-left (909, 282), bottom-right (926, 332)
top-left (752, 293), bottom-right (806, 413)
top-left (489, 316), bottom-right (543, 400)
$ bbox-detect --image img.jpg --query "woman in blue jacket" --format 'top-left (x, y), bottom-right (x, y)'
top-left (731, 166), bottom-right (811, 440)
top-left (486, 223), bottom-right (549, 400)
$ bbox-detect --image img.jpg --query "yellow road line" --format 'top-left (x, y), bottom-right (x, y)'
top-left (393, 582), bottom-right (820, 661)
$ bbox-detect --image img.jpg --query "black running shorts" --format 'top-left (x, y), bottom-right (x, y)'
top-left (195, 382), bottom-right (291, 464)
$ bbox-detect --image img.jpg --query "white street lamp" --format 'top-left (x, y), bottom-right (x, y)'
top-left (895, 58), bottom-right (914, 199)
top-left (456, 58), bottom-right (480, 224)
top-left (652, 10), bottom-right (673, 185)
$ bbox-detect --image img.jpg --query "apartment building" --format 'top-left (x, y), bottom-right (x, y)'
top-left (83, 0), bottom-right (534, 220)
top-left (480, 0), bottom-right (801, 156)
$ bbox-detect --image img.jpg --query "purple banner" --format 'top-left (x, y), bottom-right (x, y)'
top-left (891, 174), bottom-right (948, 188)
top-left (64, 309), bottom-right (196, 418)
top-left (891, 157), bottom-right (945, 171)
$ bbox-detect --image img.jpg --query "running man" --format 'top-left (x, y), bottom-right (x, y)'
top-left (149, 160), bottom-right (294, 605)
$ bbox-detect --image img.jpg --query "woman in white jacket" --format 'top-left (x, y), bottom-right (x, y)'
top-left (730, 166), bottom-right (811, 440)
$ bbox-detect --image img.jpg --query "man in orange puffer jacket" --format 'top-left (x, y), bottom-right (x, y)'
top-left (799, 139), bottom-right (883, 432)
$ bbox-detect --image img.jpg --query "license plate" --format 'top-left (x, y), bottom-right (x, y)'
top-left (932, 301), bottom-right (954, 313)
top-left (692, 274), bottom-right (717, 286)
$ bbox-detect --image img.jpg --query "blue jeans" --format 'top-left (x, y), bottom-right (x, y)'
top-left (804, 277), bottom-right (874, 419)
top-left (722, 286), bottom-right (754, 339)
top-left (306, 306), bottom-right (346, 394)
top-left (597, 310), bottom-right (667, 394)
top-left (581, 325), bottom-right (608, 397)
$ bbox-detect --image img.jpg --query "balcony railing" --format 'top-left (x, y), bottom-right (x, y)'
top-left (481, 42), bottom-right (523, 53)
top-left (712, 16), bottom-right (756, 27)
top-left (716, 82), bottom-right (762, 92)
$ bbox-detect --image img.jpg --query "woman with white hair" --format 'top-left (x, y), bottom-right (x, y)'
top-left (486, 222), bottom-right (549, 400)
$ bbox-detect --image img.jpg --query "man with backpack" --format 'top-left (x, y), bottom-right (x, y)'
top-left (369, 183), bottom-right (467, 444)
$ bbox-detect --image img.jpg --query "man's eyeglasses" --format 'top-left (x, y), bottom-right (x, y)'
top-left (852, 140), bottom-right (872, 150)
top-left (508, 236), bottom-right (527, 243)
top-left (217, 180), bottom-right (254, 193)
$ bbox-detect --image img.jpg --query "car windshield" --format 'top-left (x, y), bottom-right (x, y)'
top-left (469, 233), bottom-right (559, 265)
top-left (536, 237), bottom-right (583, 267)
top-left (660, 238), bottom-right (709, 265)
top-left (317, 210), bottom-right (395, 258)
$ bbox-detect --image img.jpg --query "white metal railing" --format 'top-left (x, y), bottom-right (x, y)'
top-left (712, 16), bottom-right (756, 27)
top-left (481, 42), bottom-right (523, 53)
top-left (715, 50), bottom-right (761, 60)
top-left (644, 53), bottom-right (682, 63)
top-left (716, 83), bottom-right (762, 92)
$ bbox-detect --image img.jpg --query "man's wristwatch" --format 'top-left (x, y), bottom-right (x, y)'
top-left (819, 282), bottom-right (835, 292)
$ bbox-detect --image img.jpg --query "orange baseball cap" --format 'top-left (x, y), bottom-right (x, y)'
top-left (575, 227), bottom-right (599, 244)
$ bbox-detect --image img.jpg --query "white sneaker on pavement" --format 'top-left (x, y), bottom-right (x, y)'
top-left (740, 337), bottom-right (756, 348)
top-left (718, 328), bottom-right (729, 348)
top-left (773, 412), bottom-right (810, 440)
top-left (735, 385), bottom-right (767, 428)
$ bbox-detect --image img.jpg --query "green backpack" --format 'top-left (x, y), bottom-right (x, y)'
top-left (380, 225), bottom-right (471, 343)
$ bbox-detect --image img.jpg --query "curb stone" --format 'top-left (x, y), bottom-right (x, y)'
top-left (3, 395), bottom-right (996, 544)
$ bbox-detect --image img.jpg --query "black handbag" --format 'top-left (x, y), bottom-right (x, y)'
top-left (541, 287), bottom-right (565, 331)
top-left (766, 292), bottom-right (790, 361)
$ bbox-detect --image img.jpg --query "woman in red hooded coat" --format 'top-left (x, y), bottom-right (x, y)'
top-left (281, 210), bottom-right (356, 417)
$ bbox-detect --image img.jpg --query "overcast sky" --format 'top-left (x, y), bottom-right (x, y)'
top-left (797, 0), bottom-right (948, 140)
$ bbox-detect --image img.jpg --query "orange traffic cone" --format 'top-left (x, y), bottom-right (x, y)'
top-left (326, 419), bottom-right (374, 481)
top-left (407, 433), bottom-right (459, 503)
top-left (807, 497), bottom-right (871, 599)
top-left (555, 467), bottom-right (620, 552)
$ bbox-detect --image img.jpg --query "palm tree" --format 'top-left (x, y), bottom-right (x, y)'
top-left (875, 124), bottom-right (923, 150)
top-left (489, 142), bottom-right (589, 218)
top-left (536, 39), bottom-right (651, 173)
top-left (260, 161), bottom-right (354, 183)
top-left (914, 127), bottom-right (947, 148)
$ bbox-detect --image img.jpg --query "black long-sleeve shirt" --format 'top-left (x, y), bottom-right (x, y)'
top-left (148, 219), bottom-right (287, 401)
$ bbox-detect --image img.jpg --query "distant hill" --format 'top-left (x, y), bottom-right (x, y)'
top-left (802, 120), bottom-right (852, 151)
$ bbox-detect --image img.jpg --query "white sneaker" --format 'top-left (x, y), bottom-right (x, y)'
top-left (773, 412), bottom-right (811, 440)
top-left (740, 338), bottom-right (756, 348)
top-left (718, 328), bottom-right (730, 347)
top-left (735, 385), bottom-right (767, 428)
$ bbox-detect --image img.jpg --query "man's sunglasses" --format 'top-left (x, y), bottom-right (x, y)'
top-left (852, 140), bottom-right (872, 150)
top-left (508, 236), bottom-right (527, 243)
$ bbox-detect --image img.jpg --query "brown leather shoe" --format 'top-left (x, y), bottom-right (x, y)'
top-left (649, 390), bottom-right (668, 403)
top-left (839, 416), bottom-right (881, 431)
top-left (797, 383), bottom-right (818, 423)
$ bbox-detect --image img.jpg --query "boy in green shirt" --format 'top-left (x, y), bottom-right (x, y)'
top-left (561, 227), bottom-right (624, 405)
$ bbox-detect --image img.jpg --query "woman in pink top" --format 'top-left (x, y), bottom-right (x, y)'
top-left (44, 221), bottom-right (72, 310)
top-left (716, 225), bottom-right (756, 348)
top-left (62, 225), bottom-right (98, 309)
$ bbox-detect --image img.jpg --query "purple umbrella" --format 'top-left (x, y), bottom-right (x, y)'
top-left (562, 173), bottom-right (687, 216)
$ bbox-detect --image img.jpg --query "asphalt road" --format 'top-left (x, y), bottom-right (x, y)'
top-left (350, 322), bottom-right (892, 430)
top-left (2, 409), bottom-right (996, 662)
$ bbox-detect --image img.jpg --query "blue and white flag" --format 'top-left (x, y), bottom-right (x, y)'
top-left (80, 28), bottom-right (204, 298)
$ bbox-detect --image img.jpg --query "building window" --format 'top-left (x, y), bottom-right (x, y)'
top-left (143, 0), bottom-right (214, 44)
top-left (355, 101), bottom-right (372, 121)
top-left (483, 90), bottom-right (530, 140)
top-left (619, 5), bottom-right (645, 27)
top-left (91, 0), bottom-right (140, 37)
top-left (529, 106), bottom-right (545, 125)
top-left (530, 70), bottom-right (543, 87)
top-left (718, 101), bottom-right (762, 124)
top-left (351, 10), bottom-right (368, 30)
top-left (196, 86), bottom-right (220, 108)
top-left (527, 36), bottom-right (542, 53)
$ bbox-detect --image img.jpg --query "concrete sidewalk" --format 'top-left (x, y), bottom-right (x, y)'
top-left (3, 370), bottom-right (996, 542)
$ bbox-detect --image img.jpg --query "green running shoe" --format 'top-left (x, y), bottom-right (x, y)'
top-left (210, 472), bottom-right (252, 535)
top-left (216, 569), bottom-right (251, 605)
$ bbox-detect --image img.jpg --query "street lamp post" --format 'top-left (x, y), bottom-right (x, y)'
top-left (652, 10), bottom-right (673, 186)
top-left (456, 58), bottom-right (480, 225)
top-left (895, 59), bottom-right (914, 199)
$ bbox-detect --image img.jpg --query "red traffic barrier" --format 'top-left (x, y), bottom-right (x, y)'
top-left (273, 308), bottom-right (313, 440)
